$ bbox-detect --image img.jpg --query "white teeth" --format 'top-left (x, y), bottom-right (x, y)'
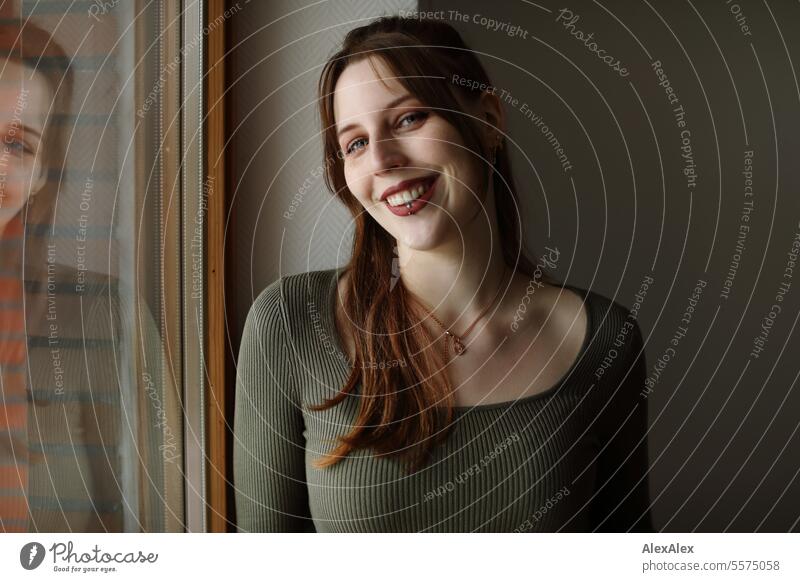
top-left (385, 182), bottom-right (430, 207)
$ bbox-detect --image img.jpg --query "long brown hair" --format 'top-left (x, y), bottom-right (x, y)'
top-left (310, 16), bottom-right (559, 473)
top-left (0, 21), bottom-right (73, 285)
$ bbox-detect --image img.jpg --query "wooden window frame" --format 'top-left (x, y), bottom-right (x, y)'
top-left (204, 0), bottom-right (229, 532)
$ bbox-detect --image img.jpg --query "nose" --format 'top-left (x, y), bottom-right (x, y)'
top-left (369, 132), bottom-right (406, 175)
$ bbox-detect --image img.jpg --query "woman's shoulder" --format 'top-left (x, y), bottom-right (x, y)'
top-left (246, 267), bottom-right (339, 333)
top-left (563, 284), bottom-right (646, 386)
top-left (523, 280), bottom-right (636, 338)
top-left (540, 282), bottom-right (645, 380)
top-left (559, 282), bottom-right (643, 339)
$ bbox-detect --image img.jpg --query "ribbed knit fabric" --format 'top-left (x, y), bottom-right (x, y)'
top-left (234, 267), bottom-right (655, 533)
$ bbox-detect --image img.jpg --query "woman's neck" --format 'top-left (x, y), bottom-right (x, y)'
top-left (396, 200), bottom-right (514, 332)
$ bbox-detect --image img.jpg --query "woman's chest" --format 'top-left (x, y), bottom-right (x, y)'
top-left (444, 316), bottom-right (587, 408)
top-left (302, 400), bottom-right (602, 532)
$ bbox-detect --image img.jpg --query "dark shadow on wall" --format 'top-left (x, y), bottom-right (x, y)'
top-left (420, 0), bottom-right (800, 532)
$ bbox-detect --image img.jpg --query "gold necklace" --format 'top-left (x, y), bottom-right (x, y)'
top-left (421, 266), bottom-right (511, 362)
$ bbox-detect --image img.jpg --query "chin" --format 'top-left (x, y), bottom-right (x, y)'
top-left (396, 222), bottom-right (452, 251)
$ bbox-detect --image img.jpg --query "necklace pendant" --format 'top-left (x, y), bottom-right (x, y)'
top-left (452, 336), bottom-right (466, 356)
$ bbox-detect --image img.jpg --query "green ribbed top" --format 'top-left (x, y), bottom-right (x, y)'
top-left (234, 267), bottom-right (654, 532)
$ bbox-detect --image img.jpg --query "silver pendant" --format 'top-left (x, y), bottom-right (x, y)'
top-left (445, 330), bottom-right (466, 356)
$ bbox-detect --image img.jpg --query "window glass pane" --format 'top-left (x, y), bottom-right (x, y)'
top-left (0, 2), bottom-right (183, 532)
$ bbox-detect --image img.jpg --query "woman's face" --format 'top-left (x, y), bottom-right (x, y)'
top-left (333, 57), bottom-right (491, 251)
top-left (0, 60), bottom-right (51, 229)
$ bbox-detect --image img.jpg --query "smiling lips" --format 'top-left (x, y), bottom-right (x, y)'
top-left (380, 174), bottom-right (437, 207)
top-left (382, 174), bottom-right (439, 217)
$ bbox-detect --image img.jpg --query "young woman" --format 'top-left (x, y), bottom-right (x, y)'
top-left (234, 16), bottom-right (654, 533)
top-left (0, 21), bottom-right (73, 532)
top-left (0, 21), bottom-right (175, 532)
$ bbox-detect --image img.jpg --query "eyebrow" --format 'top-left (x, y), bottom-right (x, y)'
top-left (336, 94), bottom-right (418, 140)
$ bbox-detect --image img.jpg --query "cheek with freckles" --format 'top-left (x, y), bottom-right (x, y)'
top-left (0, 168), bottom-right (40, 217)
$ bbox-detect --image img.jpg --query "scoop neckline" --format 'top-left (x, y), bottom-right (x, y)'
top-left (322, 266), bottom-right (594, 414)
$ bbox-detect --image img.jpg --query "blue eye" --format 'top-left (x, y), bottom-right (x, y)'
top-left (6, 140), bottom-right (28, 155)
top-left (398, 111), bottom-right (427, 127)
top-left (346, 137), bottom-right (367, 155)
top-left (343, 111), bottom-right (428, 157)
